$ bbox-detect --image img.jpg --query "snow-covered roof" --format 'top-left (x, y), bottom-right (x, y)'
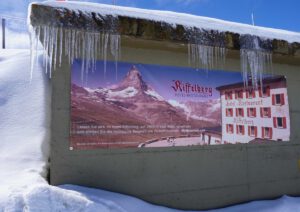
top-left (31, 1), bottom-right (300, 44)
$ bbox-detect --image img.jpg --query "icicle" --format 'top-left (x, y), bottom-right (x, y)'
top-left (188, 43), bottom-right (226, 70)
top-left (187, 29), bottom-right (226, 71)
top-left (81, 32), bottom-right (86, 82)
top-left (42, 26), bottom-right (47, 73)
top-left (29, 24), bottom-right (121, 83)
top-left (103, 32), bottom-right (109, 78)
top-left (58, 27), bottom-right (63, 67)
top-left (240, 35), bottom-right (272, 89)
top-left (29, 27), bottom-right (35, 81)
top-left (110, 34), bottom-right (121, 80)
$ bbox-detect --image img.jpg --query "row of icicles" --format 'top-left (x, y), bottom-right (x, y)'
top-left (29, 25), bottom-right (272, 89)
top-left (29, 25), bottom-right (121, 83)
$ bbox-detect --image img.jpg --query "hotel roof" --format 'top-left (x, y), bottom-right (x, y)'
top-left (216, 75), bottom-right (286, 91)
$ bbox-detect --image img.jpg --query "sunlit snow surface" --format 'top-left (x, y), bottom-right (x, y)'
top-left (0, 49), bottom-right (49, 208)
top-left (1, 49), bottom-right (300, 211)
top-left (0, 29), bottom-right (30, 49)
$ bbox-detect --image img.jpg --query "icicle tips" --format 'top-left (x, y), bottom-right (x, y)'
top-left (29, 25), bottom-right (121, 83)
top-left (187, 29), bottom-right (226, 70)
top-left (240, 35), bottom-right (273, 89)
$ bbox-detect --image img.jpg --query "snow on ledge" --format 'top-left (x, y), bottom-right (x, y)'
top-left (35, 1), bottom-right (300, 43)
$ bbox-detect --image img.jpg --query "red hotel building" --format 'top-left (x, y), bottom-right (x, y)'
top-left (216, 76), bottom-right (290, 144)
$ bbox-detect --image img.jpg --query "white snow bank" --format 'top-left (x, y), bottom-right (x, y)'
top-left (212, 195), bottom-right (300, 212)
top-left (0, 49), bottom-right (50, 208)
top-left (36, 1), bottom-right (300, 43)
top-left (0, 29), bottom-right (30, 49)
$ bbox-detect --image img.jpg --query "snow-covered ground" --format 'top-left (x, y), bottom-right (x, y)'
top-left (142, 137), bottom-right (203, 148)
top-left (1, 49), bottom-right (300, 211)
top-left (0, 29), bottom-right (30, 49)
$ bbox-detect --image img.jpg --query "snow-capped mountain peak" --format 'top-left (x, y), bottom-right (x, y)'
top-left (118, 65), bottom-right (148, 91)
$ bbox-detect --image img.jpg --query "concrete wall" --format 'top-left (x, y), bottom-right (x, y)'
top-left (50, 36), bottom-right (300, 210)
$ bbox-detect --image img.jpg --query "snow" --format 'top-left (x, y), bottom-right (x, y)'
top-left (168, 99), bottom-right (192, 121)
top-left (85, 86), bottom-right (138, 99)
top-left (190, 115), bottom-right (216, 123)
top-left (1, 49), bottom-right (300, 211)
top-left (145, 89), bottom-right (164, 101)
top-left (214, 195), bottom-right (300, 212)
top-left (0, 49), bottom-right (50, 208)
top-left (108, 86), bottom-right (138, 98)
top-left (207, 100), bottom-right (221, 113)
top-left (0, 29), bottom-right (30, 49)
top-left (168, 99), bottom-right (191, 114)
top-left (35, 1), bottom-right (300, 43)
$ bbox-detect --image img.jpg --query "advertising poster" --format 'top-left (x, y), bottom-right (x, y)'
top-left (70, 59), bottom-right (290, 149)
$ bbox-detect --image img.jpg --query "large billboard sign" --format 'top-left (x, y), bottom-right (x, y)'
top-left (70, 59), bottom-right (290, 149)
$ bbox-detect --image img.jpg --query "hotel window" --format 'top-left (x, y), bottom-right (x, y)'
top-left (248, 126), bottom-right (257, 137)
top-left (235, 90), bottom-right (243, 99)
top-left (247, 108), bottom-right (256, 117)
top-left (236, 125), bottom-right (245, 135)
top-left (272, 94), bottom-right (285, 106)
top-left (246, 89), bottom-right (256, 99)
top-left (273, 117), bottom-right (287, 128)
top-left (259, 86), bottom-right (270, 97)
top-left (225, 91), bottom-right (233, 100)
top-left (236, 108), bottom-right (244, 117)
top-left (260, 107), bottom-right (271, 118)
top-left (226, 124), bottom-right (234, 134)
top-left (226, 108), bottom-right (233, 117)
top-left (262, 127), bottom-right (272, 139)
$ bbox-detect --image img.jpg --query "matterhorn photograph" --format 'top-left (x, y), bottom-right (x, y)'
top-left (70, 59), bottom-right (285, 149)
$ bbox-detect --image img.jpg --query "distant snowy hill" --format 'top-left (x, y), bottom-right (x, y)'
top-left (168, 99), bottom-right (221, 124)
